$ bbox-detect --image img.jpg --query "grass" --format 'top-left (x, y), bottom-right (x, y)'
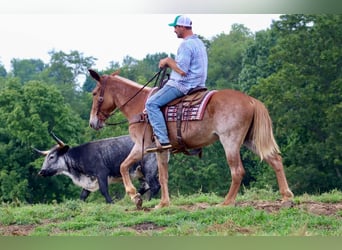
top-left (0, 189), bottom-right (341, 236)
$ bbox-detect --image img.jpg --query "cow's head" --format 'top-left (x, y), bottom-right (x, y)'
top-left (35, 132), bottom-right (70, 177)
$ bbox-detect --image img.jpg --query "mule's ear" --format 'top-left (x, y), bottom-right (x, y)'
top-left (88, 69), bottom-right (101, 82)
top-left (111, 69), bottom-right (121, 76)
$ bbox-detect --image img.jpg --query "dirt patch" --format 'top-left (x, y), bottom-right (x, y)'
top-left (236, 200), bottom-right (342, 216)
top-left (0, 224), bottom-right (35, 236)
top-left (206, 219), bottom-right (254, 235)
top-left (297, 201), bottom-right (342, 216)
top-left (178, 200), bottom-right (342, 217)
top-left (131, 222), bottom-right (165, 233)
top-left (179, 202), bottom-right (211, 211)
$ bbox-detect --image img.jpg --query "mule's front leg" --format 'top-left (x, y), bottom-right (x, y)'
top-left (155, 151), bottom-right (170, 209)
top-left (120, 157), bottom-right (142, 209)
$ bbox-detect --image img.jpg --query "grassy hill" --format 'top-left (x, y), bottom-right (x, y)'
top-left (0, 188), bottom-right (341, 236)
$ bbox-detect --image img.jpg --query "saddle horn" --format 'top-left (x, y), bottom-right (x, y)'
top-left (50, 131), bottom-right (65, 147)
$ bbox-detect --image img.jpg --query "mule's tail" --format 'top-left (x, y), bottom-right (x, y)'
top-left (251, 98), bottom-right (280, 161)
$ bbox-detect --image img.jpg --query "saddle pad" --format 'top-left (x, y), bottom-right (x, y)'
top-left (164, 90), bottom-right (216, 122)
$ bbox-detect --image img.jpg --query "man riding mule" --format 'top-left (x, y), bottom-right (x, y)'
top-left (88, 16), bottom-right (294, 210)
top-left (145, 15), bottom-right (208, 153)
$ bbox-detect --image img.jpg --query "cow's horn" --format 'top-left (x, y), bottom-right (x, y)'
top-left (32, 147), bottom-right (49, 156)
top-left (50, 131), bottom-right (65, 147)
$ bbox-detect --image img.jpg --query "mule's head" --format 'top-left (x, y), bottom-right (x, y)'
top-left (88, 69), bottom-right (117, 130)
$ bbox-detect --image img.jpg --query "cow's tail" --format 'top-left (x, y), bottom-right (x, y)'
top-left (250, 98), bottom-right (280, 161)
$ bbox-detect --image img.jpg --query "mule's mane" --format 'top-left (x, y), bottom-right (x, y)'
top-left (110, 74), bottom-right (147, 90)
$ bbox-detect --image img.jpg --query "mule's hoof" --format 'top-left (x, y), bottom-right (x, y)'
top-left (154, 202), bottom-right (170, 210)
top-left (133, 193), bottom-right (143, 210)
top-left (281, 200), bottom-right (294, 208)
top-left (217, 201), bottom-right (236, 207)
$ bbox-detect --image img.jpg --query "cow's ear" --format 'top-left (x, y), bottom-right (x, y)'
top-left (88, 69), bottom-right (101, 82)
top-left (58, 145), bottom-right (70, 155)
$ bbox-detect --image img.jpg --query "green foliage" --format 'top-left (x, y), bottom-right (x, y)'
top-left (0, 62), bottom-right (6, 77)
top-left (46, 50), bottom-right (96, 85)
top-left (248, 14), bottom-right (342, 194)
top-left (0, 78), bottom-right (85, 203)
top-left (238, 29), bottom-right (279, 92)
top-left (168, 143), bottom-right (231, 196)
top-left (11, 58), bottom-right (46, 83)
top-left (207, 23), bottom-right (253, 90)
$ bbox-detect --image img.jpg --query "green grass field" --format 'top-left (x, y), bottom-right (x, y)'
top-left (1, 188), bottom-right (341, 236)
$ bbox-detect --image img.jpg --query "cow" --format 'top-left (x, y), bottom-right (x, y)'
top-left (36, 133), bottom-right (160, 204)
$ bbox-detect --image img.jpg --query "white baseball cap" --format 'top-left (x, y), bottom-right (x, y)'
top-left (168, 15), bottom-right (192, 27)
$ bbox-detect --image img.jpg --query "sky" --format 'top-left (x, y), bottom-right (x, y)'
top-left (0, 1), bottom-right (281, 72)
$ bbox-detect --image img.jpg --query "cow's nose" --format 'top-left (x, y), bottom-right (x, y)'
top-left (38, 170), bottom-right (44, 176)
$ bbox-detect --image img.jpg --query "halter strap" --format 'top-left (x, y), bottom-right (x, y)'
top-left (96, 75), bottom-right (111, 120)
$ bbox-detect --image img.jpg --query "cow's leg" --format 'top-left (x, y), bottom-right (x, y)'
top-left (141, 153), bottom-right (160, 200)
top-left (97, 175), bottom-right (113, 204)
top-left (80, 189), bottom-right (91, 201)
top-left (155, 150), bottom-right (170, 209)
top-left (147, 175), bottom-right (161, 199)
top-left (263, 153), bottom-right (294, 202)
top-left (137, 177), bottom-right (150, 197)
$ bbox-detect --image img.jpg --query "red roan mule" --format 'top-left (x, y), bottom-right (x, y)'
top-left (88, 69), bottom-right (293, 209)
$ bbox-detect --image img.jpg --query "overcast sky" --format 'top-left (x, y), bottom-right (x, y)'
top-left (0, 1), bottom-right (280, 71)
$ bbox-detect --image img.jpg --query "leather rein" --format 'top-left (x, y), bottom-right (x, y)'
top-left (96, 68), bottom-right (166, 126)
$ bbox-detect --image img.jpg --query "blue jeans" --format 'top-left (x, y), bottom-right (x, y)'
top-left (145, 85), bottom-right (184, 144)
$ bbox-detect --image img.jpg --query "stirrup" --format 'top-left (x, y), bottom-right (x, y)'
top-left (145, 142), bottom-right (172, 153)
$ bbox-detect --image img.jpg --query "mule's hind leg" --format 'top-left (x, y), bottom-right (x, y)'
top-left (220, 136), bottom-right (246, 206)
top-left (264, 154), bottom-right (294, 202)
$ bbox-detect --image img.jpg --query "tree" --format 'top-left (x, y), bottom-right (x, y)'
top-left (45, 50), bottom-right (96, 86)
top-left (238, 28), bottom-right (279, 92)
top-left (207, 23), bottom-right (253, 90)
top-left (249, 14), bottom-right (342, 193)
top-left (11, 58), bottom-right (46, 83)
top-left (0, 62), bottom-right (6, 77)
top-left (0, 78), bottom-right (85, 203)
top-left (168, 142), bottom-right (231, 196)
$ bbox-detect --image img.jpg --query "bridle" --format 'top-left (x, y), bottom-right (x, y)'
top-left (95, 75), bottom-right (112, 121)
top-left (95, 68), bottom-right (168, 126)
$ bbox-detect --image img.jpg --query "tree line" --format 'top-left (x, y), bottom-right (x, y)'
top-left (0, 14), bottom-right (341, 203)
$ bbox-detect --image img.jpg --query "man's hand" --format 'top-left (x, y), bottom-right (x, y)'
top-left (159, 57), bottom-right (186, 76)
top-left (158, 58), bottom-right (169, 69)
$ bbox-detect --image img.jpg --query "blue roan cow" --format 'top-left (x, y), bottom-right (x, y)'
top-left (37, 134), bottom-right (160, 203)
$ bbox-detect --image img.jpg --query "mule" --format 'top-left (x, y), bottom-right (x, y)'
top-left (88, 69), bottom-right (294, 209)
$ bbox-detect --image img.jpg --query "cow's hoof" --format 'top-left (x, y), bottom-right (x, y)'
top-left (133, 193), bottom-right (143, 210)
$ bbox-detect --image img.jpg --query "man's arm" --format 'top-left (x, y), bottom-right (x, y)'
top-left (159, 57), bottom-right (186, 76)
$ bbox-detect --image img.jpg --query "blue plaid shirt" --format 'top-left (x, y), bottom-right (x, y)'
top-left (167, 35), bottom-right (208, 94)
